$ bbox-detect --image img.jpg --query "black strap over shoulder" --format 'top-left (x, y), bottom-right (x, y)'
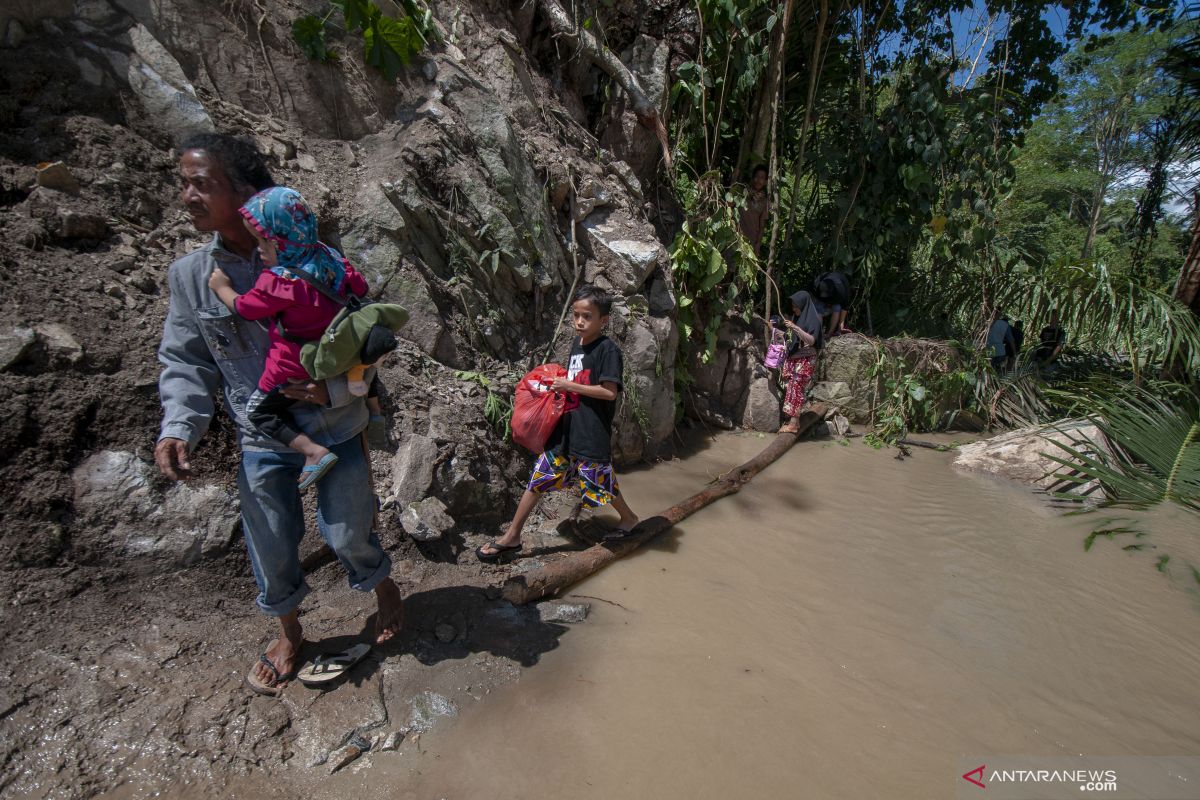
top-left (272, 267), bottom-right (366, 343)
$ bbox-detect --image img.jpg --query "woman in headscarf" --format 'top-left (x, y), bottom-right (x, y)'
top-left (776, 290), bottom-right (824, 433)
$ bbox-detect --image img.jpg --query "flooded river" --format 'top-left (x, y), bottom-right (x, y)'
top-left (338, 433), bottom-right (1200, 799)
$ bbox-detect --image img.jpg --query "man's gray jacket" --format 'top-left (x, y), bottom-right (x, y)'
top-left (157, 236), bottom-right (369, 452)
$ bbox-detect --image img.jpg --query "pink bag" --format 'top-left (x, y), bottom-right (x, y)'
top-left (764, 329), bottom-right (786, 369)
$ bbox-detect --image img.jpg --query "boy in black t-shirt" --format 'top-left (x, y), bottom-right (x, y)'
top-left (477, 285), bottom-right (640, 562)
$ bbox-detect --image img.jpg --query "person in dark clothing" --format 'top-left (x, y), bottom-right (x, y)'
top-left (1035, 311), bottom-right (1067, 365)
top-left (477, 284), bottom-right (640, 561)
top-left (1008, 320), bottom-right (1025, 369)
top-left (813, 270), bottom-right (852, 336)
top-left (775, 290), bottom-right (825, 433)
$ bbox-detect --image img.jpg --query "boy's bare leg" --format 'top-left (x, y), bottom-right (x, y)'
top-left (611, 493), bottom-right (640, 531)
top-left (479, 490), bottom-right (540, 555)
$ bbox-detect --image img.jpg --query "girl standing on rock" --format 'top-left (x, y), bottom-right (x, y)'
top-left (774, 290), bottom-right (824, 433)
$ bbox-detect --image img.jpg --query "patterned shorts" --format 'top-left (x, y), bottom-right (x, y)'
top-left (526, 451), bottom-right (619, 508)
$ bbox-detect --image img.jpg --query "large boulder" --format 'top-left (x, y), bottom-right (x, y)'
top-left (813, 334), bottom-right (877, 423)
top-left (611, 310), bottom-right (677, 462)
top-left (740, 376), bottom-right (782, 432)
top-left (581, 207), bottom-right (668, 296)
top-left (953, 420), bottom-right (1110, 496)
top-left (387, 434), bottom-right (439, 508)
top-left (71, 450), bottom-right (239, 569)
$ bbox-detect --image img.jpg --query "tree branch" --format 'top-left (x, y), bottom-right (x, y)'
top-left (537, 0), bottom-right (672, 168)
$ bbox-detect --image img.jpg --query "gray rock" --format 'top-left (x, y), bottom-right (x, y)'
top-left (953, 420), bottom-right (1110, 495)
top-left (814, 336), bottom-right (879, 423)
top-left (124, 270), bottom-right (158, 294)
top-left (740, 376), bottom-right (781, 432)
top-left (612, 313), bottom-right (677, 462)
top-left (645, 268), bottom-right (677, 315)
top-left (59, 210), bottom-right (108, 240)
top-left (581, 209), bottom-right (666, 295)
top-left (327, 741), bottom-right (367, 774)
top-left (296, 152), bottom-right (318, 172)
top-left (121, 24), bottom-right (214, 141)
top-left (388, 434), bottom-right (438, 507)
top-left (809, 381), bottom-right (854, 414)
top-left (0, 327), bottom-right (35, 371)
top-left (378, 730), bottom-right (405, 751)
top-left (107, 257), bottom-right (135, 274)
top-left (35, 162), bottom-right (79, 193)
top-left (34, 323), bottom-right (84, 366)
top-left (399, 496), bottom-right (455, 542)
top-left (827, 412), bottom-right (851, 437)
top-left (434, 623), bottom-right (457, 642)
top-left (536, 602), bottom-right (590, 624)
top-left (72, 450), bottom-right (240, 569)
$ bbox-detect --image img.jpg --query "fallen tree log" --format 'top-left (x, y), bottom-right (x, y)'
top-left (502, 404), bottom-right (827, 604)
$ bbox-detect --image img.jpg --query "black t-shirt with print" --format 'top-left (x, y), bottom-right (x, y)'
top-left (544, 335), bottom-right (624, 462)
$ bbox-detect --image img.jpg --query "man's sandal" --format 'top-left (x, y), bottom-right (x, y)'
top-left (245, 640), bottom-right (299, 697)
top-left (297, 643), bottom-right (372, 687)
top-left (475, 540), bottom-right (522, 563)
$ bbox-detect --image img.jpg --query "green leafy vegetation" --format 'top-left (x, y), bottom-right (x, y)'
top-left (292, 0), bottom-right (437, 79)
top-left (455, 370), bottom-right (513, 440)
top-left (1045, 385), bottom-right (1200, 513)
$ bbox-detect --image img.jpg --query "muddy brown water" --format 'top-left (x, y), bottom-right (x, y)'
top-left (255, 433), bottom-right (1199, 798)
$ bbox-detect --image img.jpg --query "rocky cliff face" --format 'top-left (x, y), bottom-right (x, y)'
top-left (0, 0), bottom-right (683, 573)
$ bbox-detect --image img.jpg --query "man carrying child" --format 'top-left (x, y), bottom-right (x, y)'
top-left (155, 133), bottom-right (402, 696)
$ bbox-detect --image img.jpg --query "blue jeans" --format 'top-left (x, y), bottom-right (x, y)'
top-left (237, 435), bottom-right (390, 616)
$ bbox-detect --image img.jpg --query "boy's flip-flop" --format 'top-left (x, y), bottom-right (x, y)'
top-left (297, 643), bottom-right (372, 687)
top-left (245, 640), bottom-right (299, 697)
top-left (298, 453), bottom-right (339, 493)
top-left (475, 540), bottom-right (522, 563)
top-left (603, 525), bottom-right (640, 542)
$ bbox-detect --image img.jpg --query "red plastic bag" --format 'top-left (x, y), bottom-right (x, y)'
top-left (511, 364), bottom-right (570, 454)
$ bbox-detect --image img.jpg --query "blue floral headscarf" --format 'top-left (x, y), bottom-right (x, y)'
top-left (239, 186), bottom-right (348, 292)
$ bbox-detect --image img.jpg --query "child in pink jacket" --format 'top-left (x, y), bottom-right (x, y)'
top-left (209, 186), bottom-right (375, 491)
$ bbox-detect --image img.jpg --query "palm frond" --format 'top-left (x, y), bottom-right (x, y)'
top-left (938, 260), bottom-right (1200, 376)
top-left (1042, 384), bottom-right (1200, 513)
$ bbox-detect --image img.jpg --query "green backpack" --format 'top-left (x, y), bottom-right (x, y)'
top-left (278, 267), bottom-right (410, 381)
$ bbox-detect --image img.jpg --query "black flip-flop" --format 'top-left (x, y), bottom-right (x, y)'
top-left (603, 525), bottom-right (640, 542)
top-left (475, 540), bottom-right (522, 563)
top-left (245, 640), bottom-right (299, 697)
top-left (297, 643), bottom-right (372, 687)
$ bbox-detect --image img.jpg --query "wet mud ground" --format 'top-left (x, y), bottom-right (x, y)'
top-left (0, 482), bottom-right (611, 799)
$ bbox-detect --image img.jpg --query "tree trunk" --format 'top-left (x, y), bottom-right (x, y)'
top-left (537, 0), bottom-right (671, 169)
top-left (501, 405), bottom-right (828, 605)
top-left (748, 0), bottom-right (795, 164)
top-left (1174, 191), bottom-right (1200, 315)
top-left (783, 0), bottom-right (831, 249)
